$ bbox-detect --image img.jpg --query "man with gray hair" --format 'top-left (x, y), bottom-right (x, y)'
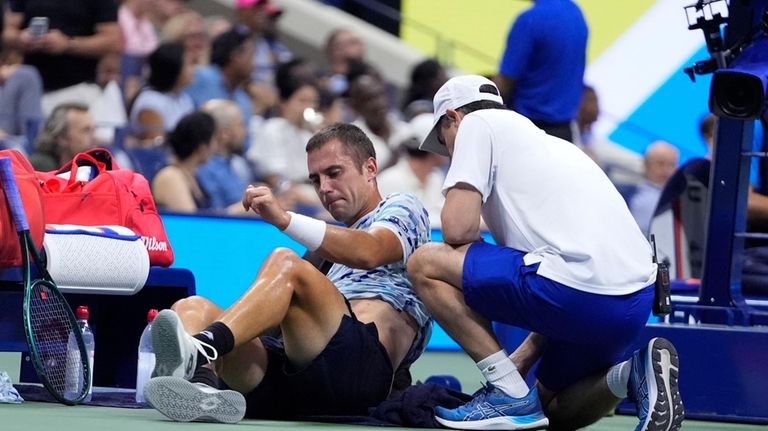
top-left (29, 102), bottom-right (96, 171)
top-left (197, 99), bottom-right (253, 214)
top-left (630, 141), bottom-right (680, 235)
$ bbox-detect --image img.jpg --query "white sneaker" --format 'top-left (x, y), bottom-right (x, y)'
top-left (144, 376), bottom-right (246, 423)
top-left (151, 309), bottom-right (217, 380)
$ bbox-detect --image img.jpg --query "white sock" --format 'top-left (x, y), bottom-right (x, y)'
top-left (606, 359), bottom-right (631, 399)
top-left (476, 350), bottom-right (529, 398)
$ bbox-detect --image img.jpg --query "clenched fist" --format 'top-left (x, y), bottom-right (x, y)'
top-left (242, 185), bottom-right (291, 230)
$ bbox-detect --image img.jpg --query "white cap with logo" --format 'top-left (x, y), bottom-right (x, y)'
top-left (419, 75), bottom-right (504, 156)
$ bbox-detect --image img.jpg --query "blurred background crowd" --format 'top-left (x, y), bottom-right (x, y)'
top-left (0, 0), bottom-right (723, 234)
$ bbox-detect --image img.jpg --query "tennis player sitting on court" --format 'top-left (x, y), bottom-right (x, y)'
top-left (407, 75), bottom-right (684, 431)
top-left (143, 123), bottom-right (431, 423)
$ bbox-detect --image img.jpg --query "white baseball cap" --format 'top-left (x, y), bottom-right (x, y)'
top-left (419, 75), bottom-right (504, 156)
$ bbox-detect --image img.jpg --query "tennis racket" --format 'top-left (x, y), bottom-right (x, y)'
top-left (0, 157), bottom-right (90, 405)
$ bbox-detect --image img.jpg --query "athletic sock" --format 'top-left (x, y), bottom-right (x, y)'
top-left (191, 365), bottom-right (220, 389)
top-left (606, 359), bottom-right (631, 399)
top-left (193, 322), bottom-right (235, 365)
top-left (477, 350), bottom-right (529, 398)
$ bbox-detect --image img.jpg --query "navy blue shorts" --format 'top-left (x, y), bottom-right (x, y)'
top-left (463, 241), bottom-right (653, 391)
top-left (242, 313), bottom-right (394, 419)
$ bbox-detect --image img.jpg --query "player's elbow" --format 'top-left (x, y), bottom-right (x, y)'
top-left (441, 222), bottom-right (477, 246)
top-left (354, 253), bottom-right (384, 271)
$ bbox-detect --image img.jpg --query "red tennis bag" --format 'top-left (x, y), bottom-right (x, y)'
top-left (37, 148), bottom-right (174, 267)
top-left (0, 149), bottom-right (45, 268)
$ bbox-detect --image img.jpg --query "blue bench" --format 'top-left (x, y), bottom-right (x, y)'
top-left (0, 267), bottom-right (195, 389)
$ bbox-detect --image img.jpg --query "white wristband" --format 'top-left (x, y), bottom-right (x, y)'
top-left (282, 211), bottom-right (327, 251)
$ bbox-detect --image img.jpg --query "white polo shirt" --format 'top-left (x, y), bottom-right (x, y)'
top-left (443, 109), bottom-right (656, 295)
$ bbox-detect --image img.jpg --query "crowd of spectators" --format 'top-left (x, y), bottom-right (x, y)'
top-left (0, 0), bottom-right (689, 234)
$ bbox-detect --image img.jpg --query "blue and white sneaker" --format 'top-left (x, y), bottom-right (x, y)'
top-left (435, 383), bottom-right (549, 430)
top-left (144, 376), bottom-right (246, 423)
top-left (628, 338), bottom-right (684, 431)
top-left (151, 309), bottom-right (218, 380)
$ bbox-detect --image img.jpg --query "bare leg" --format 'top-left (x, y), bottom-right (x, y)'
top-left (172, 296), bottom-right (224, 333)
top-left (166, 248), bottom-right (350, 393)
top-left (169, 295), bottom-right (269, 392)
top-left (510, 332), bottom-right (547, 379)
top-left (407, 242), bottom-right (501, 361)
top-left (539, 371), bottom-right (620, 431)
top-left (217, 248), bottom-right (350, 367)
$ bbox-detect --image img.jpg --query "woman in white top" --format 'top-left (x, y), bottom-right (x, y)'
top-left (247, 59), bottom-right (324, 214)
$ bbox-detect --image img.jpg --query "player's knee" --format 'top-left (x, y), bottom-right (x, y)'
top-left (262, 247), bottom-right (302, 275)
top-left (266, 247), bottom-right (300, 264)
top-left (263, 247), bottom-right (313, 289)
top-left (171, 295), bottom-right (210, 314)
top-left (407, 243), bottom-right (441, 285)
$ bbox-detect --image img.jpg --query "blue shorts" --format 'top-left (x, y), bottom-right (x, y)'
top-left (463, 242), bottom-right (653, 391)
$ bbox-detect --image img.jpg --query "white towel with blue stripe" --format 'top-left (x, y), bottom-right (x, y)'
top-left (43, 224), bottom-right (150, 295)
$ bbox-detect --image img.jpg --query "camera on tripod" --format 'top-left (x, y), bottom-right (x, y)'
top-left (710, 35), bottom-right (768, 120)
top-left (685, 0), bottom-right (768, 120)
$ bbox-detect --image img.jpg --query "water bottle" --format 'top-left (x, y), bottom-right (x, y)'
top-left (64, 305), bottom-right (95, 402)
top-left (135, 308), bottom-right (158, 404)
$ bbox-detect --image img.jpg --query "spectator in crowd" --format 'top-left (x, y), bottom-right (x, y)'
top-left (234, 0), bottom-right (281, 123)
top-left (317, 86), bottom-right (343, 128)
top-left (119, 0), bottom-right (159, 97)
top-left (29, 102), bottom-right (96, 171)
top-left (262, 3), bottom-right (293, 67)
top-left (574, 84), bottom-right (643, 185)
top-left (401, 59), bottom-right (447, 120)
top-left (120, 0), bottom-right (158, 59)
top-left (323, 28), bottom-right (364, 95)
top-left (197, 99), bottom-right (251, 214)
top-left (377, 112), bottom-right (447, 228)
top-left (249, 59), bottom-right (318, 184)
top-left (630, 141), bottom-right (680, 235)
top-left (3, 0), bottom-right (122, 114)
top-left (494, 0), bottom-right (588, 143)
top-left (149, 0), bottom-right (188, 33)
top-left (129, 42), bottom-right (195, 145)
top-left (152, 111), bottom-right (215, 213)
top-left (236, 0), bottom-right (290, 86)
top-left (185, 28), bottom-right (254, 142)
top-left (694, 114), bottom-right (768, 231)
top-left (161, 10), bottom-right (209, 67)
top-left (576, 85), bottom-right (599, 154)
top-left (91, 53), bottom-right (128, 149)
top-left (700, 113), bottom-right (716, 158)
top-left (247, 59), bottom-right (322, 214)
top-left (204, 15), bottom-right (233, 40)
top-left (0, 48), bottom-right (43, 143)
top-left (348, 73), bottom-right (412, 169)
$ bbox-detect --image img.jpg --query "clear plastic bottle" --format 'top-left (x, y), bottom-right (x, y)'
top-left (64, 305), bottom-right (95, 402)
top-left (135, 308), bottom-right (158, 404)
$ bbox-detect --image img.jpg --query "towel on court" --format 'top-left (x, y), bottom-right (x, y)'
top-left (14, 384), bottom-right (143, 408)
top-left (0, 371), bottom-right (23, 403)
top-left (308, 382), bottom-right (473, 427)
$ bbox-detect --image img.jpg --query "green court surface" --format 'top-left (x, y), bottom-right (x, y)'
top-left (1, 402), bottom-right (765, 431)
top-left (1, 352), bottom-right (764, 430)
